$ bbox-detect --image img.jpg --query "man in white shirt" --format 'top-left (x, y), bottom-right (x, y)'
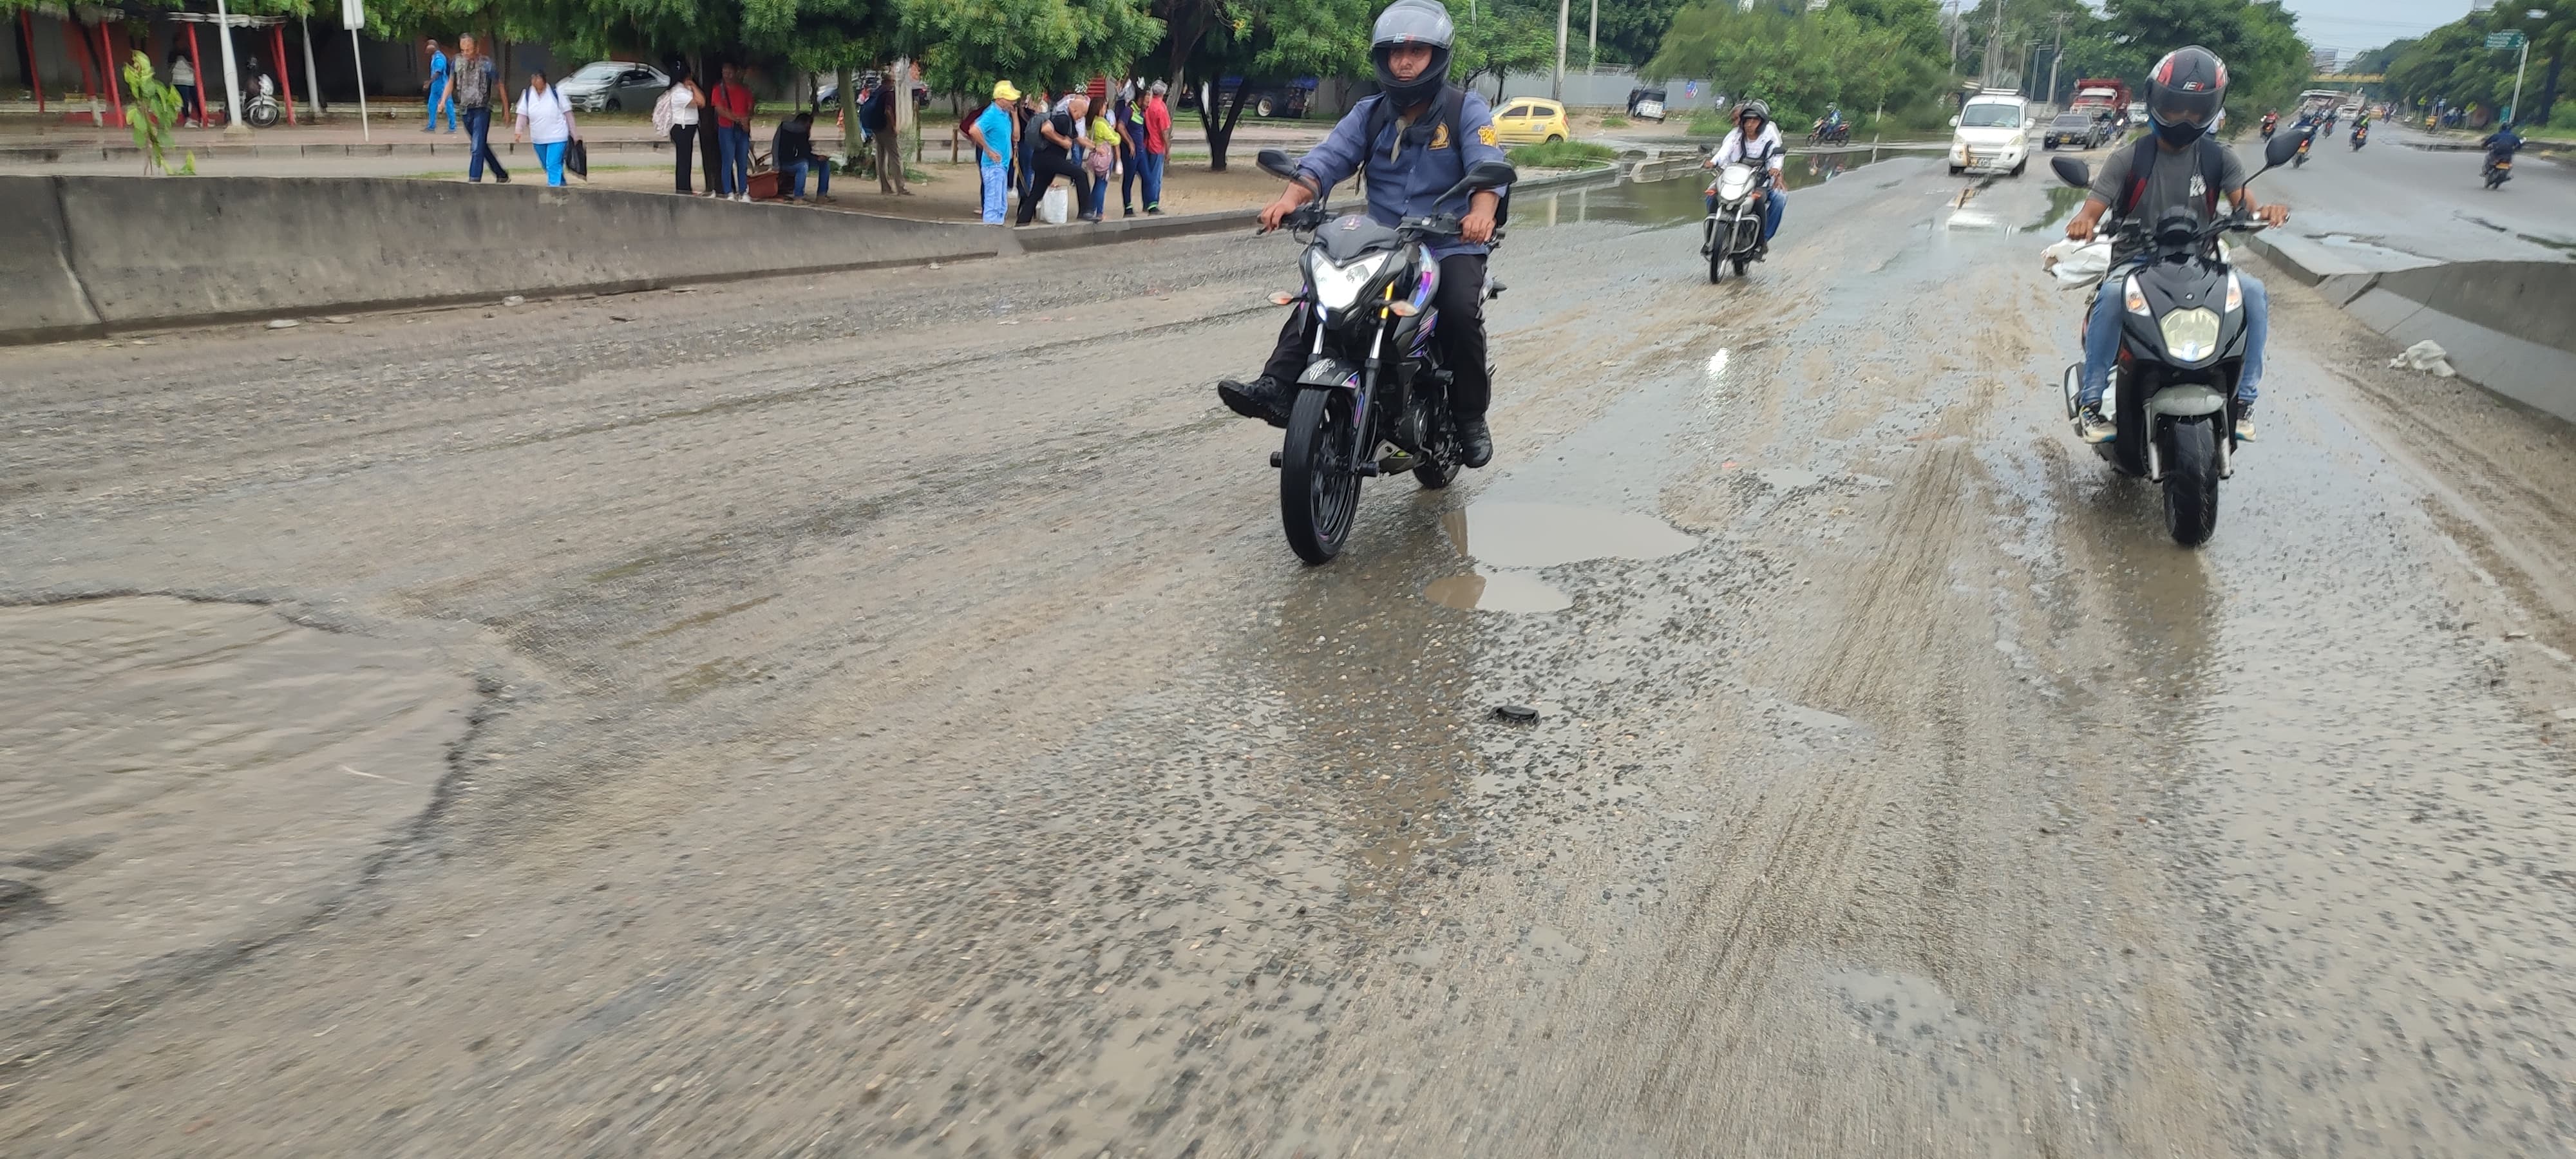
top-left (1702, 100), bottom-right (1787, 258)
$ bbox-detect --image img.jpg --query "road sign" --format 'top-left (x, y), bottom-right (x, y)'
top-left (2488, 32), bottom-right (2526, 50)
top-left (341, 0), bottom-right (363, 28)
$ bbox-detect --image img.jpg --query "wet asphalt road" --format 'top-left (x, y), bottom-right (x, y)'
top-left (8, 156), bottom-right (2576, 1158)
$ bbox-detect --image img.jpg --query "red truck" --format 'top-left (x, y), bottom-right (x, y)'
top-left (2068, 79), bottom-right (2133, 127)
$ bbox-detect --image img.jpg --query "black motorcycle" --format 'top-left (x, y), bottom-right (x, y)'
top-left (1251, 148), bottom-right (1516, 564)
top-left (2350, 124), bottom-right (2367, 150)
top-left (1807, 120), bottom-right (1850, 146)
top-left (2485, 151), bottom-right (2515, 189)
top-left (2049, 127), bottom-right (2306, 547)
top-left (1701, 156), bottom-right (1772, 282)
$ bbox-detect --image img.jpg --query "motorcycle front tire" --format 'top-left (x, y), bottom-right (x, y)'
top-left (2161, 415), bottom-right (2221, 547)
top-left (1280, 387), bottom-right (1362, 565)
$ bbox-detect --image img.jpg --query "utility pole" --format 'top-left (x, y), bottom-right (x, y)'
top-left (1947, 1), bottom-right (1963, 73)
top-left (1588, 0), bottom-right (1598, 71)
top-left (1553, 0), bottom-right (1568, 101)
top-left (1981, 0), bottom-right (2007, 88)
top-left (2045, 13), bottom-right (2067, 110)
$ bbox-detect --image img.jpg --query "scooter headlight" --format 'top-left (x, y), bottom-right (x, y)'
top-left (1305, 250), bottom-right (1392, 312)
top-left (2124, 274), bottom-right (2150, 317)
top-left (2159, 308), bottom-right (2221, 363)
top-left (2224, 270), bottom-right (2243, 314)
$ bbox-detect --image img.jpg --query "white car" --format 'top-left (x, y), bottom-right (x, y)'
top-left (1949, 93), bottom-right (2032, 176)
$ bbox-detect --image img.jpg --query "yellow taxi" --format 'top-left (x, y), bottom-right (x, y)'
top-left (1490, 97), bottom-right (1571, 145)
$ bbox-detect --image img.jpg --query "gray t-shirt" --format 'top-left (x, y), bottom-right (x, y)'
top-left (2088, 139), bottom-right (2246, 260)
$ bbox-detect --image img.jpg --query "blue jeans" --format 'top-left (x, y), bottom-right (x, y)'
top-left (980, 163), bottom-right (1009, 223)
top-left (1137, 151), bottom-right (1165, 211)
top-left (534, 140), bottom-right (567, 185)
top-left (2080, 267), bottom-right (2268, 407)
top-left (426, 77), bottom-right (455, 129)
top-left (784, 158), bottom-right (831, 198)
top-left (1084, 165), bottom-right (1110, 217)
top-left (718, 126), bottom-right (751, 195)
top-left (464, 106), bottom-right (507, 182)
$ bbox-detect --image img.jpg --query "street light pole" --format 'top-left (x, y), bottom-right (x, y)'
top-left (2511, 33), bottom-right (2531, 125)
top-left (1553, 0), bottom-right (1568, 102)
top-left (1588, 0), bottom-right (1598, 71)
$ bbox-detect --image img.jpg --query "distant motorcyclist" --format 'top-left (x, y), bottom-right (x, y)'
top-left (2061, 45), bottom-right (2290, 445)
top-left (2260, 109), bottom-right (2278, 138)
top-left (1703, 100), bottom-right (1786, 258)
top-left (2484, 121), bottom-right (2524, 158)
top-left (1214, 0), bottom-right (1510, 467)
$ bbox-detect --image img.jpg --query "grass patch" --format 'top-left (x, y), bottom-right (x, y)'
top-left (1598, 113), bottom-right (1630, 128)
top-left (1506, 140), bottom-right (1618, 169)
top-left (1688, 110), bottom-right (1731, 135)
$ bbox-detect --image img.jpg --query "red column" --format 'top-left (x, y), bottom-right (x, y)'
top-left (21, 12), bottom-right (42, 114)
top-left (270, 23), bottom-right (295, 124)
top-left (97, 19), bottom-right (126, 126)
top-left (185, 24), bottom-right (205, 126)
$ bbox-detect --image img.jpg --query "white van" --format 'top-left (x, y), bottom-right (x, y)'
top-left (1949, 91), bottom-right (2033, 176)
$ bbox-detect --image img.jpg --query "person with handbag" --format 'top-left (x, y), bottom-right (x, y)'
top-left (1084, 100), bottom-right (1121, 220)
top-left (512, 68), bottom-right (582, 187)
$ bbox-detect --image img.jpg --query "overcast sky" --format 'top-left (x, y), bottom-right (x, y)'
top-left (2278, 0), bottom-right (2476, 59)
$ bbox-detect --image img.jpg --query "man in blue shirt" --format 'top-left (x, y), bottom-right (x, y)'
top-left (1217, 0), bottom-right (1510, 467)
top-left (422, 39), bottom-right (455, 133)
top-left (966, 81), bottom-right (1019, 225)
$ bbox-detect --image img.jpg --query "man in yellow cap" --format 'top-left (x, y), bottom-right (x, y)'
top-left (968, 80), bottom-right (1021, 224)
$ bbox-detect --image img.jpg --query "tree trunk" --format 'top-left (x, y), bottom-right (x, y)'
top-left (2535, 50), bottom-right (2562, 127)
top-left (837, 66), bottom-right (858, 164)
top-left (1202, 81), bottom-right (1251, 171)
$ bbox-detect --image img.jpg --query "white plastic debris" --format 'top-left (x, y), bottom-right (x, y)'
top-left (2041, 238), bottom-right (2112, 288)
top-left (2389, 339), bottom-right (2456, 378)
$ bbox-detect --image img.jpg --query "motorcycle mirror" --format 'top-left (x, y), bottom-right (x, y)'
top-left (2050, 156), bottom-right (2091, 189)
top-left (1255, 149), bottom-right (1300, 182)
top-left (2262, 128), bottom-right (2306, 170)
top-left (1462, 160), bottom-right (1518, 190)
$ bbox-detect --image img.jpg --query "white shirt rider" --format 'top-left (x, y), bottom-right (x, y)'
top-left (1714, 121), bottom-right (1785, 174)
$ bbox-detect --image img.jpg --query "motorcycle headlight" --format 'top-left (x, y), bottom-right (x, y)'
top-left (1305, 250), bottom-right (1392, 313)
top-left (2224, 270), bottom-right (2242, 314)
top-left (2124, 274), bottom-right (2150, 317)
top-left (2159, 308), bottom-right (2221, 363)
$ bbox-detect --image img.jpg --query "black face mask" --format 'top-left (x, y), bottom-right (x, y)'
top-left (2154, 117), bottom-right (2207, 147)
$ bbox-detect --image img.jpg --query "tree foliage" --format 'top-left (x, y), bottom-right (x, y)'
top-left (1451, 0), bottom-right (1555, 98)
top-left (2382, 3), bottom-right (2571, 126)
top-left (2096, 0), bottom-right (2307, 125)
top-left (1645, 0), bottom-right (1946, 125)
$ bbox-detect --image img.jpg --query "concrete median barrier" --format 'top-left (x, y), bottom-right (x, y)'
top-left (0, 176), bottom-right (102, 341)
top-left (0, 175), bottom-right (1010, 342)
top-left (0, 175), bottom-right (1290, 342)
top-left (2249, 232), bottom-right (2576, 424)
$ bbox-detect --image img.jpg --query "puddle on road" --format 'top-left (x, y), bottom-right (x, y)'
top-left (0, 596), bottom-right (475, 1017)
top-left (1422, 570), bottom-right (1573, 613)
top-left (1441, 502), bottom-right (1696, 570)
top-left (1520, 153), bottom-right (1880, 229)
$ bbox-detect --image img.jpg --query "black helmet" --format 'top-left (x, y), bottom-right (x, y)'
top-left (1371, 0), bottom-right (1455, 109)
top-left (2145, 45), bottom-right (2228, 147)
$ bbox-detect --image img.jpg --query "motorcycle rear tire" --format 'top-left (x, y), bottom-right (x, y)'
top-left (1732, 255), bottom-right (1750, 277)
top-left (1281, 387), bottom-right (1362, 565)
top-left (1413, 395), bottom-right (1460, 490)
top-left (2161, 415), bottom-right (2221, 547)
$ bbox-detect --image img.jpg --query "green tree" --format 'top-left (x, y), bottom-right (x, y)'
top-left (1452, 0), bottom-right (1554, 99)
top-left (2098, 0), bottom-right (2309, 127)
top-left (1647, 0), bottom-right (1947, 127)
top-left (1171, 0), bottom-right (1366, 170)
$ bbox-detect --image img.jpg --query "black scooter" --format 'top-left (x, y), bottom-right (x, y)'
top-left (2050, 127), bottom-right (2307, 547)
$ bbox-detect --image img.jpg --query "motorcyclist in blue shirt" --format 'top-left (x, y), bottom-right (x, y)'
top-left (1217, 0), bottom-right (1511, 467)
top-left (2484, 121), bottom-right (2524, 159)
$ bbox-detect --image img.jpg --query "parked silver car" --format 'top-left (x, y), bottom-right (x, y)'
top-left (558, 61), bottom-right (668, 112)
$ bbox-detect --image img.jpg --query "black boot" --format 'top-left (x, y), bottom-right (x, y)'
top-left (1456, 415), bottom-right (1494, 468)
top-left (1217, 376), bottom-right (1293, 428)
